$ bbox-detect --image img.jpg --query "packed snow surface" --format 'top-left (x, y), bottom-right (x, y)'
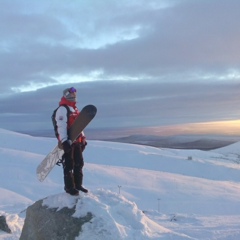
top-left (1, 128), bottom-right (240, 239)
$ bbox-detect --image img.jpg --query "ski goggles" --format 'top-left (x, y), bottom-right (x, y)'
top-left (69, 87), bottom-right (77, 93)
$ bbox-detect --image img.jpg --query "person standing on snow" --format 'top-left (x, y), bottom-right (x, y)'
top-left (55, 87), bottom-right (88, 196)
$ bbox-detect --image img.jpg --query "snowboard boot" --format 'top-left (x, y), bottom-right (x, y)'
top-left (64, 187), bottom-right (79, 196)
top-left (64, 172), bottom-right (79, 196)
top-left (76, 185), bottom-right (88, 193)
top-left (74, 167), bottom-right (88, 193)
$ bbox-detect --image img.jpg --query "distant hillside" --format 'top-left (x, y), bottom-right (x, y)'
top-left (15, 128), bottom-right (240, 150)
top-left (106, 134), bottom-right (240, 150)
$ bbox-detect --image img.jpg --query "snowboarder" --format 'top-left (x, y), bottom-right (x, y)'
top-left (55, 87), bottom-right (88, 196)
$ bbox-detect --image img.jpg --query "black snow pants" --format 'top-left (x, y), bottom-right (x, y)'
top-left (62, 143), bottom-right (84, 190)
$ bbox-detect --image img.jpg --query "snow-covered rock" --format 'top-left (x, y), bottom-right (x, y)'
top-left (20, 190), bottom-right (190, 240)
top-left (20, 195), bottom-right (92, 240)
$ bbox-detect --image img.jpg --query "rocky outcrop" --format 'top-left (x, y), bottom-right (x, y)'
top-left (0, 215), bottom-right (11, 234)
top-left (19, 190), bottom-right (186, 239)
top-left (20, 198), bottom-right (93, 240)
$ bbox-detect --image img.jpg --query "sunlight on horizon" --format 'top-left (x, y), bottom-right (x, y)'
top-left (148, 120), bottom-right (240, 136)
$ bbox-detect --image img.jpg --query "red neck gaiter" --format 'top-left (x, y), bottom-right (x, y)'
top-left (59, 97), bottom-right (77, 109)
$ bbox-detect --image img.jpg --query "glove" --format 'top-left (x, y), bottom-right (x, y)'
top-left (62, 139), bottom-right (72, 153)
top-left (81, 141), bottom-right (87, 152)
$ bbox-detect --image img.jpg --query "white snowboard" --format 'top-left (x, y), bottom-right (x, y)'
top-left (37, 145), bottom-right (63, 182)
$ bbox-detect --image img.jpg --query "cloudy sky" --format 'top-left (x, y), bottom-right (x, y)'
top-left (1, 0), bottom-right (240, 138)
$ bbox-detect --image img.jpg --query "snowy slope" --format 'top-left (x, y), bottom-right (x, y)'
top-left (1, 129), bottom-right (240, 239)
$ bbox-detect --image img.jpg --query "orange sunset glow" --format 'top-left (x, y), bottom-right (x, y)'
top-left (148, 120), bottom-right (240, 136)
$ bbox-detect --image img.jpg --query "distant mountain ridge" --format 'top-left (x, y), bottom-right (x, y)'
top-left (14, 128), bottom-right (240, 150)
top-left (106, 134), bottom-right (240, 150)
